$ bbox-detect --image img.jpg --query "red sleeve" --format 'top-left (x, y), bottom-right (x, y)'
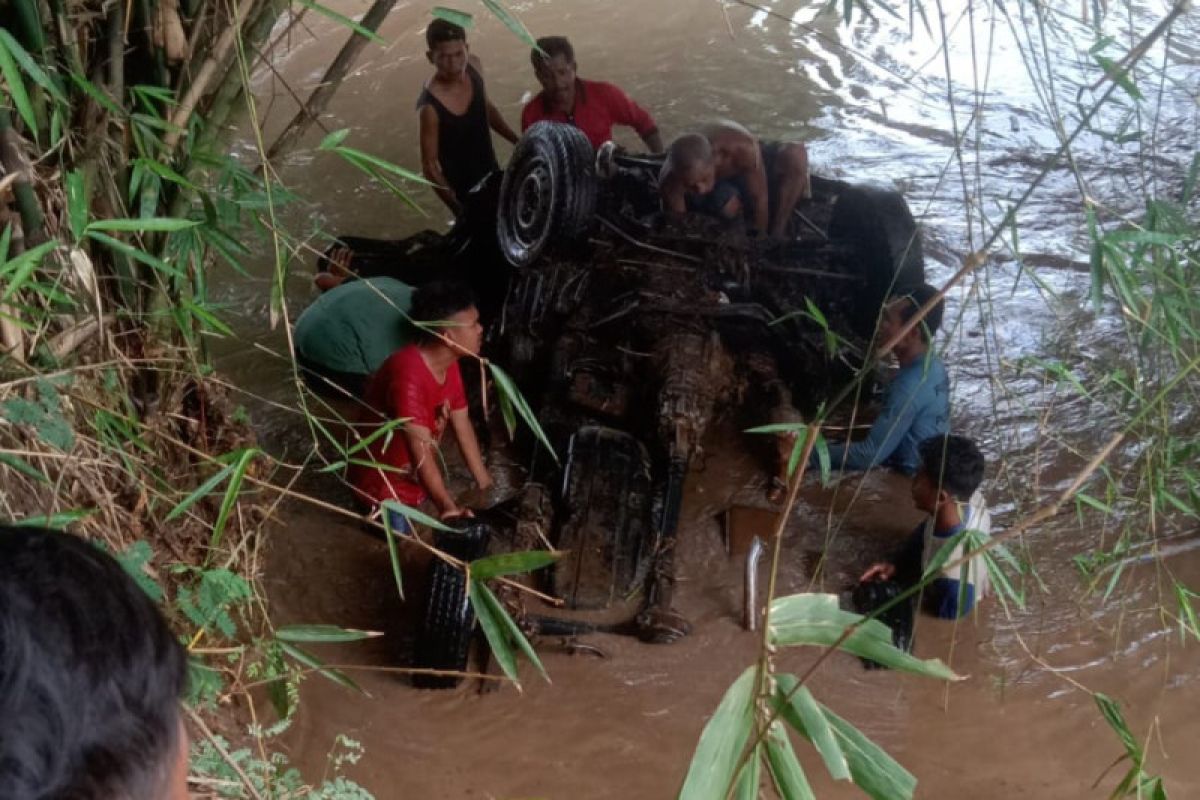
top-left (521, 98), bottom-right (539, 131)
top-left (389, 350), bottom-right (436, 429)
top-left (446, 362), bottom-right (468, 412)
top-left (597, 82), bottom-right (657, 137)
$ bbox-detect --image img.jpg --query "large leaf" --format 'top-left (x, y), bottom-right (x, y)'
top-left (0, 33), bottom-right (38, 135)
top-left (475, 580), bottom-right (548, 682)
top-left (480, 0), bottom-right (542, 53)
top-left (432, 6), bottom-right (474, 28)
top-left (0, 240), bottom-right (58, 304)
top-left (86, 217), bottom-right (201, 233)
top-left (774, 674), bottom-right (916, 800)
top-left (276, 624), bottom-right (382, 644)
top-left (769, 594), bottom-right (959, 680)
top-left (297, 0), bottom-right (387, 44)
top-left (764, 721), bottom-right (815, 800)
top-left (468, 580), bottom-right (519, 685)
top-left (279, 641), bottom-right (367, 695)
top-left (382, 511), bottom-right (406, 601)
top-left (678, 666), bottom-right (757, 800)
top-left (488, 362), bottom-right (557, 463)
top-left (470, 550), bottom-right (561, 580)
top-left (380, 498), bottom-right (454, 532)
top-left (209, 447), bottom-right (257, 551)
top-left (778, 682), bottom-right (849, 781)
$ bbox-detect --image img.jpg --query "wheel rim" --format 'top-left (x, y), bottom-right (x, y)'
top-left (500, 153), bottom-right (556, 263)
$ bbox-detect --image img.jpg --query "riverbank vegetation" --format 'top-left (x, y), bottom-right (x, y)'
top-left (1, 0), bottom-right (1196, 797)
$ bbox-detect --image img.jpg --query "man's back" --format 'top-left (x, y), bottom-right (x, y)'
top-left (294, 277), bottom-right (414, 377)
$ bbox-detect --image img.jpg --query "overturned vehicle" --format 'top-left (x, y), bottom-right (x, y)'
top-left (325, 122), bottom-right (926, 683)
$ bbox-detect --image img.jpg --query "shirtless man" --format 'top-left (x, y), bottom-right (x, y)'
top-left (418, 19), bottom-right (518, 216)
top-left (659, 121), bottom-right (810, 238)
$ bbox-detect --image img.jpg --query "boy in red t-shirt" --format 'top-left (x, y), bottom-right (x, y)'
top-left (521, 36), bottom-right (663, 152)
top-left (350, 281), bottom-right (492, 530)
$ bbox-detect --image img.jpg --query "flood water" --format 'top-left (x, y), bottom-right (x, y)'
top-left (212, 1), bottom-right (1200, 796)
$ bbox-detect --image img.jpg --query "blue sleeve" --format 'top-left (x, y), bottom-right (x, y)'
top-left (930, 577), bottom-right (976, 619)
top-left (816, 368), bottom-right (923, 471)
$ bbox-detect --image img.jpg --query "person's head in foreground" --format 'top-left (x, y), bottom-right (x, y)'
top-left (0, 525), bottom-right (189, 800)
top-left (912, 434), bottom-right (984, 514)
top-left (530, 36), bottom-right (577, 107)
top-left (661, 133), bottom-right (717, 196)
top-left (410, 280), bottom-right (483, 357)
top-left (877, 282), bottom-right (944, 359)
top-left (425, 18), bottom-right (469, 80)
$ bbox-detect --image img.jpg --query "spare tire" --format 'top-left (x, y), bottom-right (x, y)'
top-left (553, 426), bottom-right (656, 610)
top-left (411, 521), bottom-right (491, 689)
top-left (497, 122), bottom-right (598, 268)
top-left (826, 184), bottom-right (926, 335)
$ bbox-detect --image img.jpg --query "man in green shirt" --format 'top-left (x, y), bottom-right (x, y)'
top-left (294, 277), bottom-right (414, 397)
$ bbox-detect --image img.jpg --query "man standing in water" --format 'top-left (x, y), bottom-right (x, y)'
top-left (419, 19), bottom-right (518, 216)
top-left (521, 36), bottom-right (663, 152)
top-left (350, 282), bottom-right (493, 529)
top-left (769, 284), bottom-right (949, 501)
top-left (659, 122), bottom-right (811, 238)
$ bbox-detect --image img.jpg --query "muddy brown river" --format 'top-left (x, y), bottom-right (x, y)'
top-left (211, 1), bottom-right (1200, 796)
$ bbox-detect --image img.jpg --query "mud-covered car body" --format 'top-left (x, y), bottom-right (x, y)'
top-left (324, 122), bottom-right (926, 678)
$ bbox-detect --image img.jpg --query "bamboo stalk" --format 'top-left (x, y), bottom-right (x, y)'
top-left (263, 0), bottom-right (398, 163)
top-left (0, 108), bottom-right (46, 246)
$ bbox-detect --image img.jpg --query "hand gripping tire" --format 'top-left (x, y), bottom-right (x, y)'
top-left (553, 426), bottom-right (657, 610)
top-left (412, 521), bottom-right (492, 689)
top-left (497, 122), bottom-right (598, 268)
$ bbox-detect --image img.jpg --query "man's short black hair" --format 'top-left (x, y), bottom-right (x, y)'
top-left (0, 526), bottom-right (187, 800)
top-left (661, 133), bottom-right (713, 184)
top-left (426, 18), bottom-right (467, 50)
top-left (409, 280), bottom-right (477, 344)
top-left (893, 282), bottom-right (944, 343)
top-left (918, 435), bottom-right (985, 501)
top-left (531, 36), bottom-right (574, 69)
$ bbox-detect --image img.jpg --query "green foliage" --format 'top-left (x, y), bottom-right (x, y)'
top-left (189, 733), bottom-right (373, 799)
top-left (176, 567), bottom-right (253, 639)
top-left (432, 7), bottom-right (474, 28)
top-left (678, 666), bottom-right (756, 800)
top-left (111, 540), bottom-right (166, 602)
top-left (468, 580), bottom-right (548, 686)
top-left (0, 378), bottom-right (75, 451)
top-left (1094, 693), bottom-right (1169, 799)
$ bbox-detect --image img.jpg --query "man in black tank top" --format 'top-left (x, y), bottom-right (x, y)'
top-left (418, 20), bottom-right (518, 217)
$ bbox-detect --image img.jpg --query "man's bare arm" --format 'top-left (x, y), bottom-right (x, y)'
top-left (403, 423), bottom-right (458, 515)
top-left (450, 408), bottom-right (492, 490)
top-left (660, 175), bottom-right (688, 218)
top-left (641, 129), bottom-right (664, 153)
top-left (419, 103), bottom-right (461, 215)
top-left (487, 100), bottom-right (519, 144)
top-left (739, 144), bottom-right (770, 234)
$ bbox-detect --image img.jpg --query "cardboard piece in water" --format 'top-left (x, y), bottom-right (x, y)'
top-left (722, 505), bottom-right (781, 557)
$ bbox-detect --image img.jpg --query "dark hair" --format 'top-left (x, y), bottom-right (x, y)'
top-left (893, 282), bottom-right (944, 343)
top-left (409, 280), bottom-right (477, 344)
top-left (0, 526), bottom-right (187, 800)
top-left (426, 18), bottom-right (467, 50)
top-left (918, 435), bottom-right (984, 501)
top-left (660, 133), bottom-right (713, 183)
top-left (531, 36), bottom-right (575, 69)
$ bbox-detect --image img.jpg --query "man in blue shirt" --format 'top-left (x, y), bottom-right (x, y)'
top-left (768, 283), bottom-right (949, 501)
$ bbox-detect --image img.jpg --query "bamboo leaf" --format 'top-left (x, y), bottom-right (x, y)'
top-left (765, 722), bottom-right (816, 800)
top-left (165, 461), bottom-right (236, 522)
top-left (480, 0), bottom-right (542, 53)
top-left (279, 641), bottom-right (367, 695)
top-left (86, 217), bottom-right (201, 233)
top-left (488, 362), bottom-right (557, 463)
top-left (0, 35), bottom-right (39, 135)
top-left (769, 594), bottom-right (959, 680)
top-left (432, 6), bottom-right (474, 27)
top-left (745, 422), bottom-right (809, 435)
top-left (209, 448), bottom-right (257, 551)
top-left (297, 0), bottom-right (386, 44)
top-left (474, 580), bottom-right (549, 682)
top-left (0, 239), bottom-right (58, 304)
top-left (9, 508), bottom-right (94, 529)
top-left (470, 550), bottom-right (561, 580)
top-left (85, 231), bottom-right (186, 280)
top-left (275, 624), bottom-right (382, 643)
top-left (381, 511), bottom-right (406, 601)
top-left (0, 452), bottom-right (49, 483)
top-left (678, 666), bottom-right (757, 800)
top-left (0, 29), bottom-right (68, 104)
top-left (380, 498), bottom-right (454, 532)
top-left (777, 683), bottom-right (850, 781)
top-left (67, 70), bottom-right (124, 117)
top-left (1094, 693), bottom-right (1140, 760)
top-left (775, 674), bottom-right (916, 800)
top-left (733, 743), bottom-right (762, 800)
top-left (318, 127), bottom-right (352, 150)
top-left (468, 580), bottom-right (520, 685)
top-left (66, 170), bottom-right (87, 241)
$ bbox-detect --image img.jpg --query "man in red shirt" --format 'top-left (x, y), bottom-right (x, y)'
top-left (350, 281), bottom-right (492, 530)
top-left (521, 36), bottom-right (663, 152)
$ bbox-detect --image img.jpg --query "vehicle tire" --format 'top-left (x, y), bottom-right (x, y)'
top-left (827, 184), bottom-right (926, 333)
top-left (411, 521), bottom-right (491, 689)
top-left (497, 122), bottom-right (598, 268)
top-left (553, 426), bottom-right (657, 609)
